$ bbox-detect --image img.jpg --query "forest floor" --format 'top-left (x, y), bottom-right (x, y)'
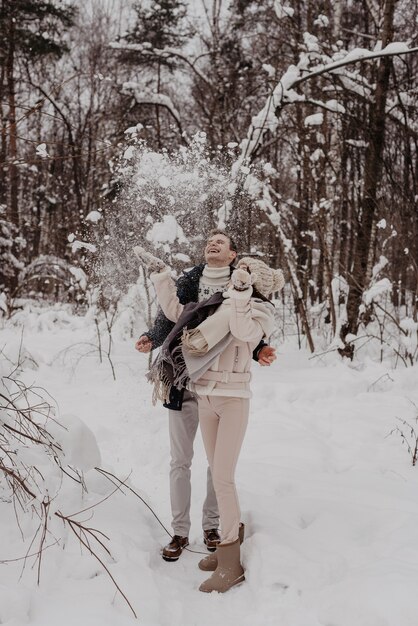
top-left (1, 310), bottom-right (418, 626)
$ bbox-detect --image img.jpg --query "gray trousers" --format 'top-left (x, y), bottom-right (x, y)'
top-left (168, 390), bottom-right (219, 537)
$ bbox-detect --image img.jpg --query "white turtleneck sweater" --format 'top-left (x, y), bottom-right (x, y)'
top-left (198, 265), bottom-right (231, 302)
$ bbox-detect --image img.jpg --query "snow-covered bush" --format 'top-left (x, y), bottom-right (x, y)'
top-left (0, 343), bottom-right (102, 579)
top-left (0, 336), bottom-right (145, 616)
top-left (326, 256), bottom-right (418, 366)
top-left (17, 255), bottom-right (88, 302)
top-left (399, 317), bottom-right (418, 365)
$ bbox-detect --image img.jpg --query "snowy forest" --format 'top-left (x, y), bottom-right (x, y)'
top-left (1, 0), bottom-right (418, 357)
top-left (1, 0), bottom-right (418, 625)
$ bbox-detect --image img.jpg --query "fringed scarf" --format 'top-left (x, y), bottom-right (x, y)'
top-left (146, 292), bottom-right (225, 405)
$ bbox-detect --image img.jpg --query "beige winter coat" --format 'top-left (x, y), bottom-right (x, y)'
top-left (151, 270), bottom-right (275, 398)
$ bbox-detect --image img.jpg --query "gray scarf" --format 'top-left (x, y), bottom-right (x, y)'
top-left (146, 292), bottom-right (224, 405)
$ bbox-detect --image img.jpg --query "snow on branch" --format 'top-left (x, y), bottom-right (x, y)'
top-left (293, 42), bottom-right (417, 85)
top-left (274, 0), bottom-right (294, 19)
top-left (123, 82), bottom-right (181, 124)
top-left (332, 70), bottom-right (418, 139)
top-left (233, 42), bottom-right (418, 175)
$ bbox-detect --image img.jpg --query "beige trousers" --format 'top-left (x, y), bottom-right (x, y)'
top-left (198, 395), bottom-right (250, 544)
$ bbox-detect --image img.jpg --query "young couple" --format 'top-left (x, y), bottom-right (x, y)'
top-left (135, 230), bottom-right (284, 593)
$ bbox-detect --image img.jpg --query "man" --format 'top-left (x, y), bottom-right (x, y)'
top-left (135, 230), bottom-right (276, 561)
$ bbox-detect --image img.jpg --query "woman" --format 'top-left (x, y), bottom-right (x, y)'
top-left (134, 246), bottom-right (284, 593)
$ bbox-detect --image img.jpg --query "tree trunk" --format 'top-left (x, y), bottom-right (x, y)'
top-left (0, 61), bottom-right (7, 206)
top-left (342, 0), bottom-right (397, 339)
top-left (156, 61), bottom-right (162, 150)
top-left (6, 13), bottom-right (19, 226)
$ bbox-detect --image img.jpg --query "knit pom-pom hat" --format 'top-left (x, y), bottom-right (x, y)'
top-left (236, 257), bottom-right (285, 298)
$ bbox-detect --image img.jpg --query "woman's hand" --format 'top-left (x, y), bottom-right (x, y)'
top-left (257, 345), bottom-right (276, 366)
top-left (231, 267), bottom-right (255, 292)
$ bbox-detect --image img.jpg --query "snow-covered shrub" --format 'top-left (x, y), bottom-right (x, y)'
top-left (0, 341), bottom-right (100, 506)
top-left (0, 342), bottom-right (105, 582)
top-left (5, 300), bottom-right (85, 332)
top-left (400, 317), bottom-right (418, 365)
top-left (0, 344), bottom-right (138, 614)
top-left (0, 365), bottom-right (65, 511)
top-left (17, 255), bottom-right (87, 302)
top-left (336, 256), bottom-right (418, 366)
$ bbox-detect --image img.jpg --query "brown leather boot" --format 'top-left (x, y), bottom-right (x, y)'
top-left (162, 535), bottom-right (189, 562)
top-left (203, 528), bottom-right (221, 552)
top-left (199, 538), bottom-right (245, 593)
top-left (199, 523), bottom-right (245, 572)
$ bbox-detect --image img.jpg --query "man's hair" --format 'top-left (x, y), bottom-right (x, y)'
top-left (207, 229), bottom-right (238, 253)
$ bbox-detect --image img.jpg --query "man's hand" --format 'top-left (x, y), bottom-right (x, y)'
top-left (135, 335), bottom-right (153, 353)
top-left (258, 345), bottom-right (276, 366)
top-left (133, 246), bottom-right (166, 273)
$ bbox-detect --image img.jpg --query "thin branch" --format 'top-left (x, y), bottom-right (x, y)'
top-left (95, 467), bottom-right (172, 537)
top-left (54, 511), bottom-right (137, 619)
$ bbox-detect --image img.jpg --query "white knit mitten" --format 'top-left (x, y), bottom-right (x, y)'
top-left (231, 268), bottom-right (256, 292)
top-left (133, 246), bottom-right (166, 273)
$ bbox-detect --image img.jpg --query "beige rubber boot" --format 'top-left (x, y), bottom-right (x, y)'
top-left (199, 538), bottom-right (245, 593)
top-left (198, 523), bottom-right (245, 572)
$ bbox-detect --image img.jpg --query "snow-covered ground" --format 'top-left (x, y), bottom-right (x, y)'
top-left (1, 311), bottom-right (418, 626)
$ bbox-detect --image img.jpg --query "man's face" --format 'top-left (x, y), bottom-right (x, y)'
top-left (204, 233), bottom-right (237, 267)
